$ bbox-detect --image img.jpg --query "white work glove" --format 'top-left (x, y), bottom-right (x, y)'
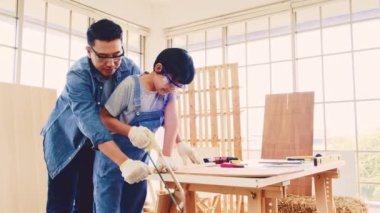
top-left (176, 141), bottom-right (202, 165)
top-left (143, 129), bottom-right (161, 153)
top-left (128, 126), bottom-right (159, 151)
top-left (119, 159), bottom-right (153, 184)
top-left (156, 156), bottom-right (180, 172)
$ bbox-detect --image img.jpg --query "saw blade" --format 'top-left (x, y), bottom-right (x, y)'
top-left (147, 153), bottom-right (182, 212)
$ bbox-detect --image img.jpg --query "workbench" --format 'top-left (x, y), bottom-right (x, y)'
top-left (149, 160), bottom-right (345, 213)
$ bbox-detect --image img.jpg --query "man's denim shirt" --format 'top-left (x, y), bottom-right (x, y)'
top-left (41, 57), bottom-right (140, 178)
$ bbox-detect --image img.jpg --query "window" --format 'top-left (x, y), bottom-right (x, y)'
top-left (126, 30), bottom-right (144, 68)
top-left (0, 46), bottom-right (15, 83)
top-left (0, 1), bottom-right (17, 83)
top-left (168, 0), bottom-right (380, 203)
top-left (1, 0), bottom-right (146, 96)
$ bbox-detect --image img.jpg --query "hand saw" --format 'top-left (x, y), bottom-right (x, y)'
top-left (146, 135), bottom-right (186, 212)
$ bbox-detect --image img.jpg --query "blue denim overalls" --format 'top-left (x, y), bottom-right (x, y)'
top-left (93, 75), bottom-right (166, 213)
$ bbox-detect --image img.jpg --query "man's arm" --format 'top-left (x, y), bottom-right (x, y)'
top-left (66, 71), bottom-right (114, 148)
top-left (65, 71), bottom-right (130, 165)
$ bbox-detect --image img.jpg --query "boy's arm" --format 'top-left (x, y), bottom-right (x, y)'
top-left (162, 97), bottom-right (178, 156)
top-left (160, 96), bottom-right (201, 167)
top-left (100, 108), bottom-right (132, 137)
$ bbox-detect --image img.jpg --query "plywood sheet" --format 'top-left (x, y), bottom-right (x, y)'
top-left (0, 83), bottom-right (56, 213)
top-left (261, 92), bottom-right (314, 195)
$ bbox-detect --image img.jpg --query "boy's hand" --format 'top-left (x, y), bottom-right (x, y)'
top-left (176, 141), bottom-right (202, 165)
top-left (143, 130), bottom-right (161, 153)
top-left (128, 126), bottom-right (152, 149)
top-left (119, 159), bottom-right (153, 184)
top-left (156, 156), bottom-right (180, 172)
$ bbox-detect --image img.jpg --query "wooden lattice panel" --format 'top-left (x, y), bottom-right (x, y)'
top-left (177, 63), bottom-right (242, 159)
top-left (176, 64), bottom-right (243, 212)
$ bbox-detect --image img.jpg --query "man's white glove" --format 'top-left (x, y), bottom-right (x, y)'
top-left (156, 156), bottom-right (180, 172)
top-left (128, 126), bottom-right (157, 150)
top-left (119, 159), bottom-right (153, 184)
top-left (176, 141), bottom-right (202, 165)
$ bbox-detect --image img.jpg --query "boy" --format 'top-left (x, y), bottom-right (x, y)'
top-left (95, 48), bottom-right (195, 212)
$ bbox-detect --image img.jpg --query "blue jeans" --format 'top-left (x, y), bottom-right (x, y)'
top-left (47, 142), bottom-right (94, 213)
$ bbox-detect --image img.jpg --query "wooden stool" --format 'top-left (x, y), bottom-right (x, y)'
top-left (278, 194), bottom-right (368, 213)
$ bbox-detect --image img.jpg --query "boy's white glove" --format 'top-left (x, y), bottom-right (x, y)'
top-left (156, 156), bottom-right (180, 172)
top-left (176, 141), bottom-right (202, 165)
top-left (128, 126), bottom-right (158, 150)
top-left (143, 130), bottom-right (161, 153)
top-left (119, 159), bottom-right (153, 184)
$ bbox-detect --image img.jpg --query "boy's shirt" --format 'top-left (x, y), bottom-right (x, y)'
top-left (105, 74), bottom-right (173, 124)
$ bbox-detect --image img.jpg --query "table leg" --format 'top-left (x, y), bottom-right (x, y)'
top-left (184, 190), bottom-right (196, 213)
top-left (314, 173), bottom-right (336, 213)
top-left (248, 191), bottom-right (263, 213)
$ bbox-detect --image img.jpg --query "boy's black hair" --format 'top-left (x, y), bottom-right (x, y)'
top-left (87, 19), bottom-right (123, 46)
top-left (154, 48), bottom-right (195, 85)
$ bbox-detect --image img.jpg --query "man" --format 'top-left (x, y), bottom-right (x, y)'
top-left (41, 19), bottom-right (143, 213)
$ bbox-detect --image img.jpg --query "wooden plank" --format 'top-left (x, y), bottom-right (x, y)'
top-left (202, 68), bottom-right (210, 147)
top-left (0, 83), bottom-right (56, 213)
top-left (208, 67), bottom-right (218, 147)
top-left (188, 82), bottom-right (196, 146)
top-left (184, 189), bottom-right (196, 213)
top-left (197, 68), bottom-right (204, 146)
top-left (214, 65), bottom-right (228, 210)
top-left (231, 63), bottom-right (242, 159)
top-left (177, 91), bottom-right (182, 139)
top-left (183, 89), bottom-right (189, 143)
top-left (261, 92), bottom-right (314, 196)
top-left (217, 66), bottom-right (225, 155)
top-left (223, 64), bottom-right (232, 156)
top-left (314, 173), bottom-right (329, 213)
top-left (249, 190), bottom-right (263, 213)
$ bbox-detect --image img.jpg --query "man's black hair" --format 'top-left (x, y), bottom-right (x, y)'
top-left (154, 48), bottom-right (195, 85)
top-left (87, 19), bottom-right (123, 46)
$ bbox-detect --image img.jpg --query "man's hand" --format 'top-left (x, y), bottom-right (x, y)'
top-left (176, 141), bottom-right (202, 165)
top-left (156, 156), bottom-right (180, 172)
top-left (119, 159), bottom-right (153, 184)
top-left (128, 126), bottom-right (153, 149)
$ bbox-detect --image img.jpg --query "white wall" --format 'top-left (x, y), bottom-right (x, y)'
top-left (156, 0), bottom-right (280, 28)
top-left (75, 0), bottom-right (153, 27)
